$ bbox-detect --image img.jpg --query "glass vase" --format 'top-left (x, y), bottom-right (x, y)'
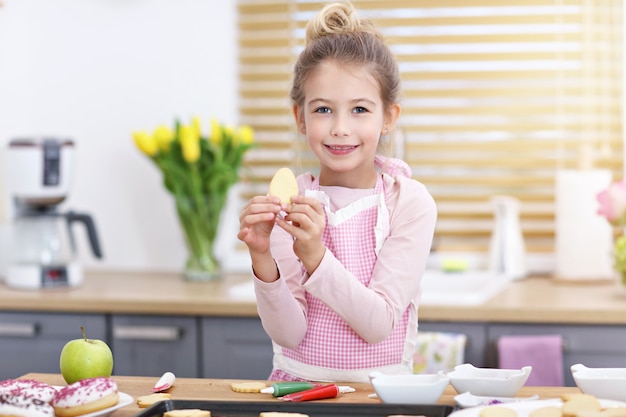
top-left (175, 192), bottom-right (227, 282)
top-left (618, 271), bottom-right (626, 297)
top-left (614, 237), bottom-right (626, 296)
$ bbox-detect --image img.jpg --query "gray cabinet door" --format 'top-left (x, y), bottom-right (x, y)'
top-left (488, 323), bottom-right (626, 387)
top-left (111, 315), bottom-right (199, 378)
top-left (0, 312), bottom-right (106, 380)
top-left (201, 317), bottom-right (273, 379)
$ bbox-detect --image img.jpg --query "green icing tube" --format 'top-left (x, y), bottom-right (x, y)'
top-left (261, 382), bottom-right (315, 397)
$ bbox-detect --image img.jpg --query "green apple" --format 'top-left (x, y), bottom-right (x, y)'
top-left (60, 326), bottom-right (113, 384)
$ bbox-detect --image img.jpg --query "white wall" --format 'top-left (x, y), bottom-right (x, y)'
top-left (0, 0), bottom-right (246, 273)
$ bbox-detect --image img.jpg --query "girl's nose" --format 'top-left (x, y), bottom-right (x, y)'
top-left (330, 116), bottom-right (350, 137)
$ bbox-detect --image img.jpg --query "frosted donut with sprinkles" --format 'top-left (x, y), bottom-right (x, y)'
top-left (0, 392), bottom-right (55, 417)
top-left (0, 379), bottom-right (58, 404)
top-left (52, 377), bottom-right (119, 417)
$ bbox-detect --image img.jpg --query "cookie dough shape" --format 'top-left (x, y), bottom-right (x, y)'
top-left (136, 393), bottom-right (172, 408)
top-left (479, 406), bottom-right (518, 417)
top-left (529, 406), bottom-right (562, 417)
top-left (230, 381), bottom-right (267, 393)
top-left (269, 167), bottom-right (298, 204)
top-left (164, 409), bottom-right (211, 417)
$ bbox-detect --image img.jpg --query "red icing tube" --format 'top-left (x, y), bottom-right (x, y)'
top-left (281, 384), bottom-right (339, 402)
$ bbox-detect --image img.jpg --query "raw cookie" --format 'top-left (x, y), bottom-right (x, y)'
top-left (576, 408), bottom-right (626, 417)
top-left (136, 393), bottom-right (172, 408)
top-left (561, 394), bottom-right (601, 417)
top-left (230, 381), bottom-right (267, 393)
top-left (268, 167), bottom-right (298, 204)
top-left (479, 406), bottom-right (518, 417)
top-left (529, 406), bottom-right (562, 417)
top-left (164, 409), bottom-right (211, 417)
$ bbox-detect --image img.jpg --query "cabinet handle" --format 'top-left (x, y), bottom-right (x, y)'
top-left (113, 325), bottom-right (182, 341)
top-left (0, 322), bottom-right (38, 337)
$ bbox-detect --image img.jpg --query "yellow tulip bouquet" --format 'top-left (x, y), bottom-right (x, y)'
top-left (133, 117), bottom-right (254, 281)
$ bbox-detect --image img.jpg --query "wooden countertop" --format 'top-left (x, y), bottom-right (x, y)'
top-left (1, 271), bottom-right (626, 324)
top-left (22, 373), bottom-right (581, 417)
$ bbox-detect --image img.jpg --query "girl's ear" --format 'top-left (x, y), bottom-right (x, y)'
top-left (293, 105), bottom-right (306, 133)
top-left (384, 103), bottom-right (401, 133)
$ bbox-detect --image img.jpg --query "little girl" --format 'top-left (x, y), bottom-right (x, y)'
top-left (238, 1), bottom-right (437, 383)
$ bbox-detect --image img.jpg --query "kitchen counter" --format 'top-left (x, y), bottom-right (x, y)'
top-left (21, 373), bottom-right (581, 417)
top-left (0, 270), bottom-right (625, 324)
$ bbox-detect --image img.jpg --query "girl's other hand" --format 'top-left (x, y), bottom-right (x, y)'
top-left (238, 195), bottom-right (282, 254)
top-left (277, 195), bottom-right (326, 273)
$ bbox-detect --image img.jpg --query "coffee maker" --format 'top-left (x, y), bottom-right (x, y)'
top-left (5, 138), bottom-right (103, 289)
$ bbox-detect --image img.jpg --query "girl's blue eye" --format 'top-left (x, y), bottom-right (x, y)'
top-left (314, 107), bottom-right (331, 114)
top-left (353, 106), bottom-right (368, 113)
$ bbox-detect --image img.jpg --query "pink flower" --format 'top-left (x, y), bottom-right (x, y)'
top-left (597, 181), bottom-right (626, 224)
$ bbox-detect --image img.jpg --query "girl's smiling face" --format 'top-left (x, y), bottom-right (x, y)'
top-left (294, 60), bottom-right (399, 188)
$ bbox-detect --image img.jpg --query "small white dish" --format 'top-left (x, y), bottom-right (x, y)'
top-left (369, 371), bottom-right (450, 405)
top-left (442, 363), bottom-right (532, 397)
top-left (571, 363), bottom-right (626, 402)
top-left (454, 391), bottom-right (540, 408)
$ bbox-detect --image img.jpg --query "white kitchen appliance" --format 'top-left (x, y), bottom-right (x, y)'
top-left (4, 138), bottom-right (103, 289)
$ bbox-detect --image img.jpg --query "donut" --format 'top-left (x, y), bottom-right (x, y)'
top-left (0, 380), bottom-right (57, 404)
top-left (0, 392), bottom-right (55, 417)
top-left (52, 377), bottom-right (119, 417)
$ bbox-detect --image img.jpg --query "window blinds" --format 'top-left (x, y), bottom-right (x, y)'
top-left (237, 0), bottom-right (623, 269)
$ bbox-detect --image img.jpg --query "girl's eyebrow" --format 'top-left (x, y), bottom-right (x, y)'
top-left (307, 98), bottom-right (329, 107)
top-left (307, 98), bottom-right (377, 106)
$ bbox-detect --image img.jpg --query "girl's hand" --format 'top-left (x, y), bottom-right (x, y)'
top-left (238, 195), bottom-right (282, 255)
top-left (276, 195), bottom-right (326, 274)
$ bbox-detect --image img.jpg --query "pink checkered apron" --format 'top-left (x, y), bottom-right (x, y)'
top-left (277, 171), bottom-right (410, 375)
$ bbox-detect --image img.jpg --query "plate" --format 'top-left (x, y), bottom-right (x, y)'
top-left (74, 392), bottom-right (133, 417)
top-left (449, 398), bottom-right (626, 416)
top-left (454, 392), bottom-right (539, 408)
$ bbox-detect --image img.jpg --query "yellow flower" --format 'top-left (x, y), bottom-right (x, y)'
top-left (179, 125), bottom-right (200, 163)
top-left (210, 118), bottom-right (222, 145)
top-left (132, 131), bottom-right (159, 156)
top-left (236, 125), bottom-right (254, 145)
top-left (153, 125), bottom-right (175, 152)
top-left (191, 116), bottom-right (202, 139)
top-left (224, 125), bottom-right (235, 142)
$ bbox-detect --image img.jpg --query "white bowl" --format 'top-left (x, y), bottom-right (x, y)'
top-left (442, 363), bottom-right (532, 397)
top-left (369, 371), bottom-right (450, 404)
top-left (571, 363), bottom-right (626, 402)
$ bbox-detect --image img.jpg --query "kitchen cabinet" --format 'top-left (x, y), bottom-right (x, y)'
top-left (487, 323), bottom-right (626, 387)
top-left (1, 312), bottom-right (625, 383)
top-left (2, 273), bottom-right (626, 383)
top-left (0, 312), bottom-right (106, 380)
top-left (201, 317), bottom-right (273, 379)
top-left (111, 315), bottom-right (199, 378)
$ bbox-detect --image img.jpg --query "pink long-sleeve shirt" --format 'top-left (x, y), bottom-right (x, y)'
top-left (253, 171), bottom-right (437, 382)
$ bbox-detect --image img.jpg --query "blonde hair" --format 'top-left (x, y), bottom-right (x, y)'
top-left (304, 2), bottom-right (382, 45)
top-left (290, 2), bottom-right (400, 114)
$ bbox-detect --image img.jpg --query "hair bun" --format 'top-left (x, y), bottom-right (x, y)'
top-left (305, 2), bottom-right (381, 45)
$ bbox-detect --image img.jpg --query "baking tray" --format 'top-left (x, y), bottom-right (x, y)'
top-left (135, 399), bottom-right (455, 417)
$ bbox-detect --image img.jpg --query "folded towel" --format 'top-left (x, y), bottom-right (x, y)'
top-left (413, 331), bottom-right (467, 374)
top-left (497, 334), bottom-right (564, 386)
